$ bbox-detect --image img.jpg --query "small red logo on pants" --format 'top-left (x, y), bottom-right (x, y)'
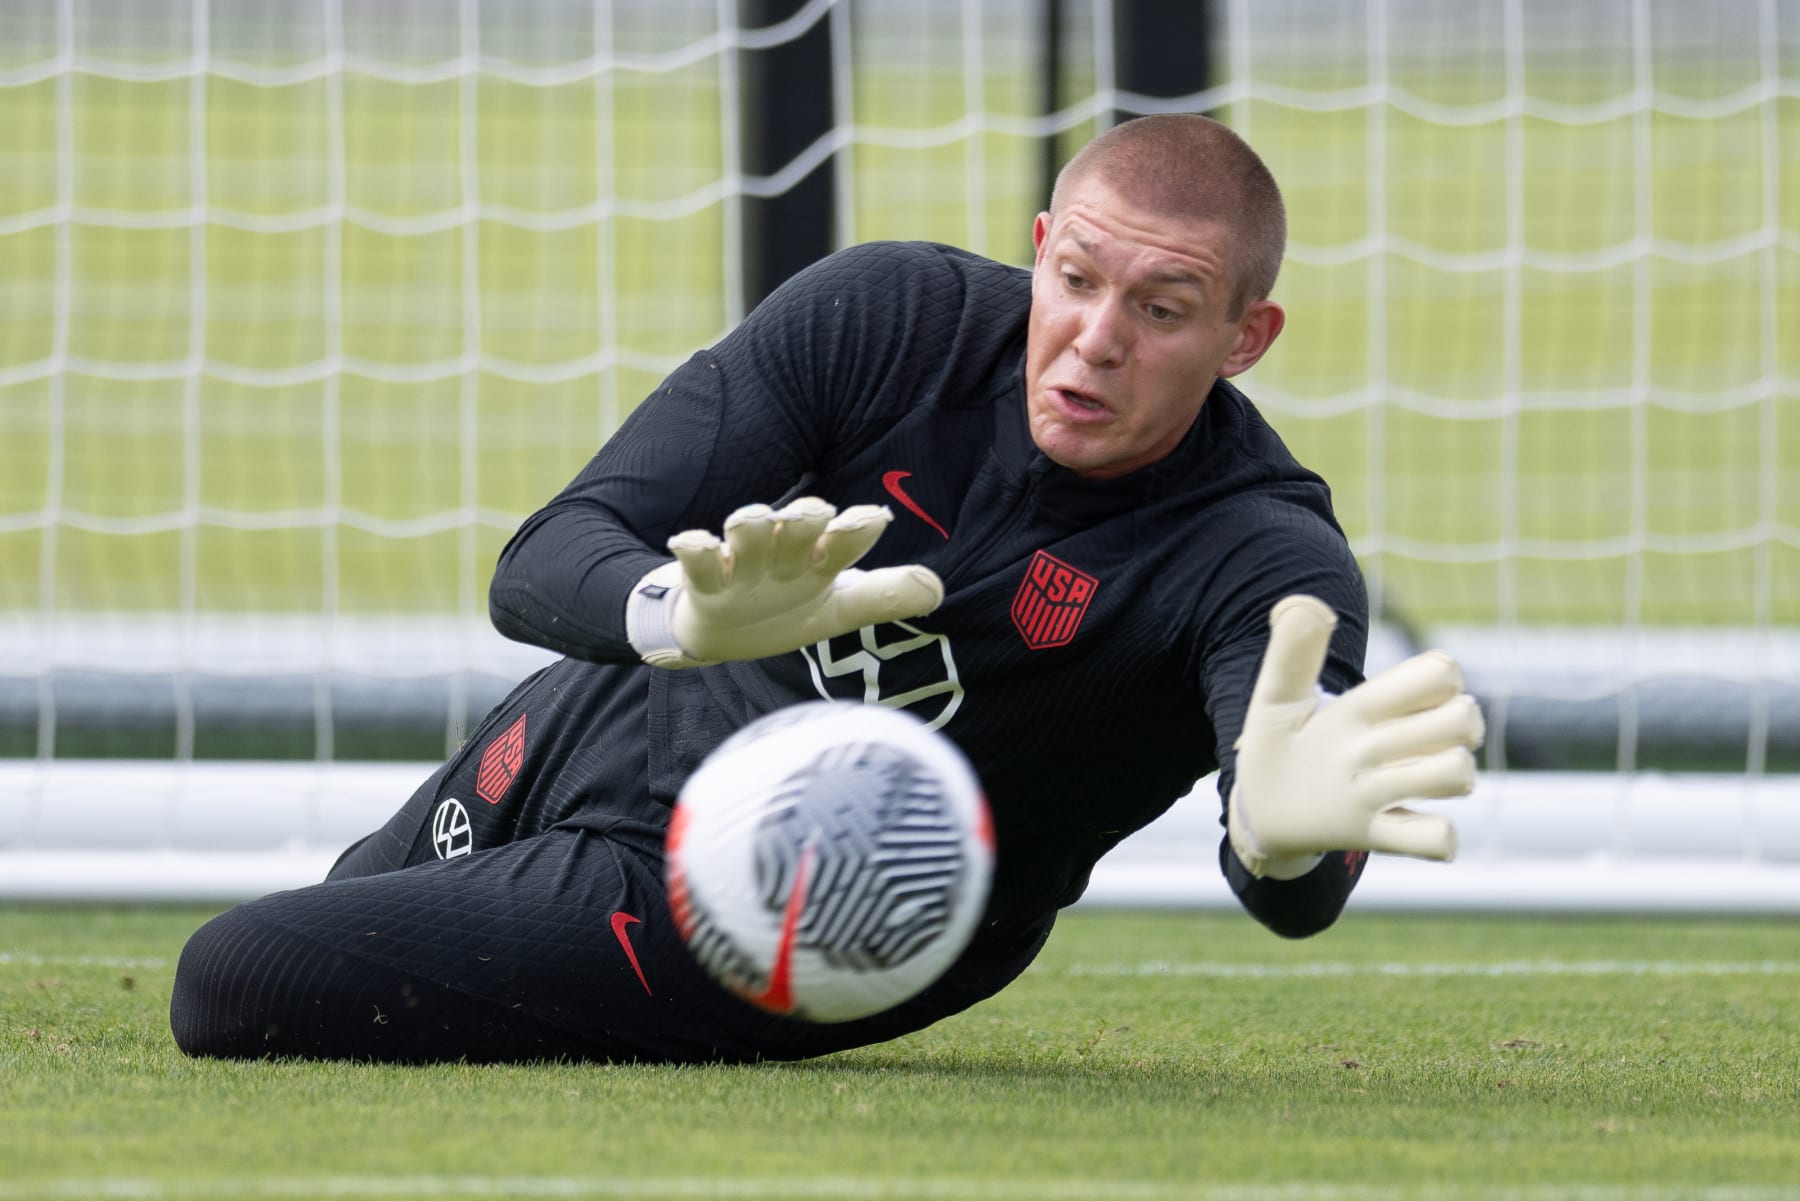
top-left (610, 911), bottom-right (653, 996)
top-left (1011, 550), bottom-right (1098, 649)
top-left (475, 712), bottom-right (527, 805)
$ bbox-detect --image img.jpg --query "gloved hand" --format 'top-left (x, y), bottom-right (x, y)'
top-left (626, 497), bottom-right (944, 669)
top-left (1227, 594), bottom-right (1485, 879)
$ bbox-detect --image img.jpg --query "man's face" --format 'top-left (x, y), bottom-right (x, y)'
top-left (1023, 177), bottom-right (1284, 480)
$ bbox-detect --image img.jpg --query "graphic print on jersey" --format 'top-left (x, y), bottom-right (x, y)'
top-left (881, 470), bottom-right (950, 540)
top-left (431, 798), bottom-right (473, 859)
top-left (475, 711), bottom-right (527, 804)
top-left (1011, 550), bottom-right (1098, 650)
top-left (800, 620), bottom-right (964, 731)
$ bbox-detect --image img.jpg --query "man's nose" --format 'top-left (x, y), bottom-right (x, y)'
top-left (1073, 299), bottom-right (1128, 366)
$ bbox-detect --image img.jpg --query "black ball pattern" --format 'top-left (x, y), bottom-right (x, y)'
top-left (752, 739), bottom-right (969, 973)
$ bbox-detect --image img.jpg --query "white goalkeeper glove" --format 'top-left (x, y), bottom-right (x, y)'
top-left (625, 497), bottom-right (944, 669)
top-left (1227, 594), bottom-right (1486, 879)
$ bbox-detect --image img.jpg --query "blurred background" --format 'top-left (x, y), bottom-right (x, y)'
top-left (0, 0), bottom-right (1795, 904)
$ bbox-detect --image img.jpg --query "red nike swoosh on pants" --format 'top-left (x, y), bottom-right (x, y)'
top-left (882, 470), bottom-right (949, 540)
top-left (610, 911), bottom-right (652, 996)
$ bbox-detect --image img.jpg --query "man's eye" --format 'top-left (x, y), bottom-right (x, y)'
top-left (1146, 304), bottom-right (1178, 322)
top-left (1063, 273), bottom-right (1089, 290)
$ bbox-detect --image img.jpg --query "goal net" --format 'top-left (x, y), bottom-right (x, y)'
top-left (1, 0), bottom-right (1795, 905)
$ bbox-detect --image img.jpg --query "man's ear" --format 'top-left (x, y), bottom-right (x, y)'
top-left (1219, 300), bottom-right (1286, 378)
top-left (1031, 212), bottom-right (1051, 259)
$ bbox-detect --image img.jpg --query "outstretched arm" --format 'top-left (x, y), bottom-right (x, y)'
top-left (488, 243), bottom-right (978, 665)
top-left (1223, 594), bottom-right (1484, 930)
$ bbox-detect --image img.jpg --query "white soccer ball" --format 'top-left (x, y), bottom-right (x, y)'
top-left (666, 701), bottom-right (994, 1023)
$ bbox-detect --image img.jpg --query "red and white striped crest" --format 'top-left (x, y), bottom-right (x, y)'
top-left (475, 711), bottom-right (528, 805)
top-left (1010, 550), bottom-right (1098, 650)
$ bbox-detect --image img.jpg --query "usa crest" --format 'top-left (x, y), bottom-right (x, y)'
top-left (475, 711), bottom-right (528, 805)
top-left (1010, 550), bottom-right (1098, 650)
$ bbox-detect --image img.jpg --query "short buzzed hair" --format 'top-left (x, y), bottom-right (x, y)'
top-left (1049, 114), bottom-right (1287, 319)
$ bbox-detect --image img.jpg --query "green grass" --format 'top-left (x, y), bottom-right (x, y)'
top-left (1, 54), bottom-right (1797, 626)
top-left (5, 905), bottom-right (1800, 1198)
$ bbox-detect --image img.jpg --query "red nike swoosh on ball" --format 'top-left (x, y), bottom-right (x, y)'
top-left (610, 911), bottom-right (652, 996)
top-left (747, 846), bottom-right (813, 1015)
top-left (882, 470), bottom-right (949, 540)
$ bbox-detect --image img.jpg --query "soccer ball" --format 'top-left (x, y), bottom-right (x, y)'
top-left (666, 701), bottom-right (994, 1023)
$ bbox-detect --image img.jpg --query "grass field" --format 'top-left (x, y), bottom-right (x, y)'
top-left (1, 27), bottom-right (1796, 627)
top-left (5, 904), bottom-right (1800, 1198)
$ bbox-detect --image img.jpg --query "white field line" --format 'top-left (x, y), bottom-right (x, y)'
top-left (1060, 960), bottom-right (1800, 979)
top-left (3, 1182), bottom-right (1800, 1201)
top-left (0, 953), bottom-right (171, 970)
top-left (7, 954), bottom-right (1798, 979)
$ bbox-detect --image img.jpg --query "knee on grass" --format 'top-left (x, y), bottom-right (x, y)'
top-left (169, 905), bottom-right (298, 1059)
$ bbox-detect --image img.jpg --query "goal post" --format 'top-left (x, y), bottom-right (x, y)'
top-left (0, 0), bottom-right (1795, 906)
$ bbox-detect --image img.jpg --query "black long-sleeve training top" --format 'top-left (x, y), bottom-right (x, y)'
top-left (490, 240), bottom-right (1372, 942)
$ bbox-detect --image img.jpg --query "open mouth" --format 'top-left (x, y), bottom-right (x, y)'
top-left (1056, 388), bottom-right (1107, 414)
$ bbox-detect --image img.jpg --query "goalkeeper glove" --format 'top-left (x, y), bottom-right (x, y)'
top-left (625, 497), bottom-right (944, 669)
top-left (1227, 594), bottom-right (1485, 879)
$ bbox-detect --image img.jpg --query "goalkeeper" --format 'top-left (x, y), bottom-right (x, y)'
top-left (172, 114), bottom-right (1483, 1063)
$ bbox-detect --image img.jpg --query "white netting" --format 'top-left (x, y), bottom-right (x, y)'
top-left (1224, 0), bottom-right (1798, 779)
top-left (0, 0), bottom-right (1795, 903)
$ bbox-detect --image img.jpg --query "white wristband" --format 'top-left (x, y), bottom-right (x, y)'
top-left (625, 562), bottom-right (711, 669)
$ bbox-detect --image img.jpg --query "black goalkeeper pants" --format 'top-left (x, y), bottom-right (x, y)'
top-left (169, 663), bottom-right (1048, 1064)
